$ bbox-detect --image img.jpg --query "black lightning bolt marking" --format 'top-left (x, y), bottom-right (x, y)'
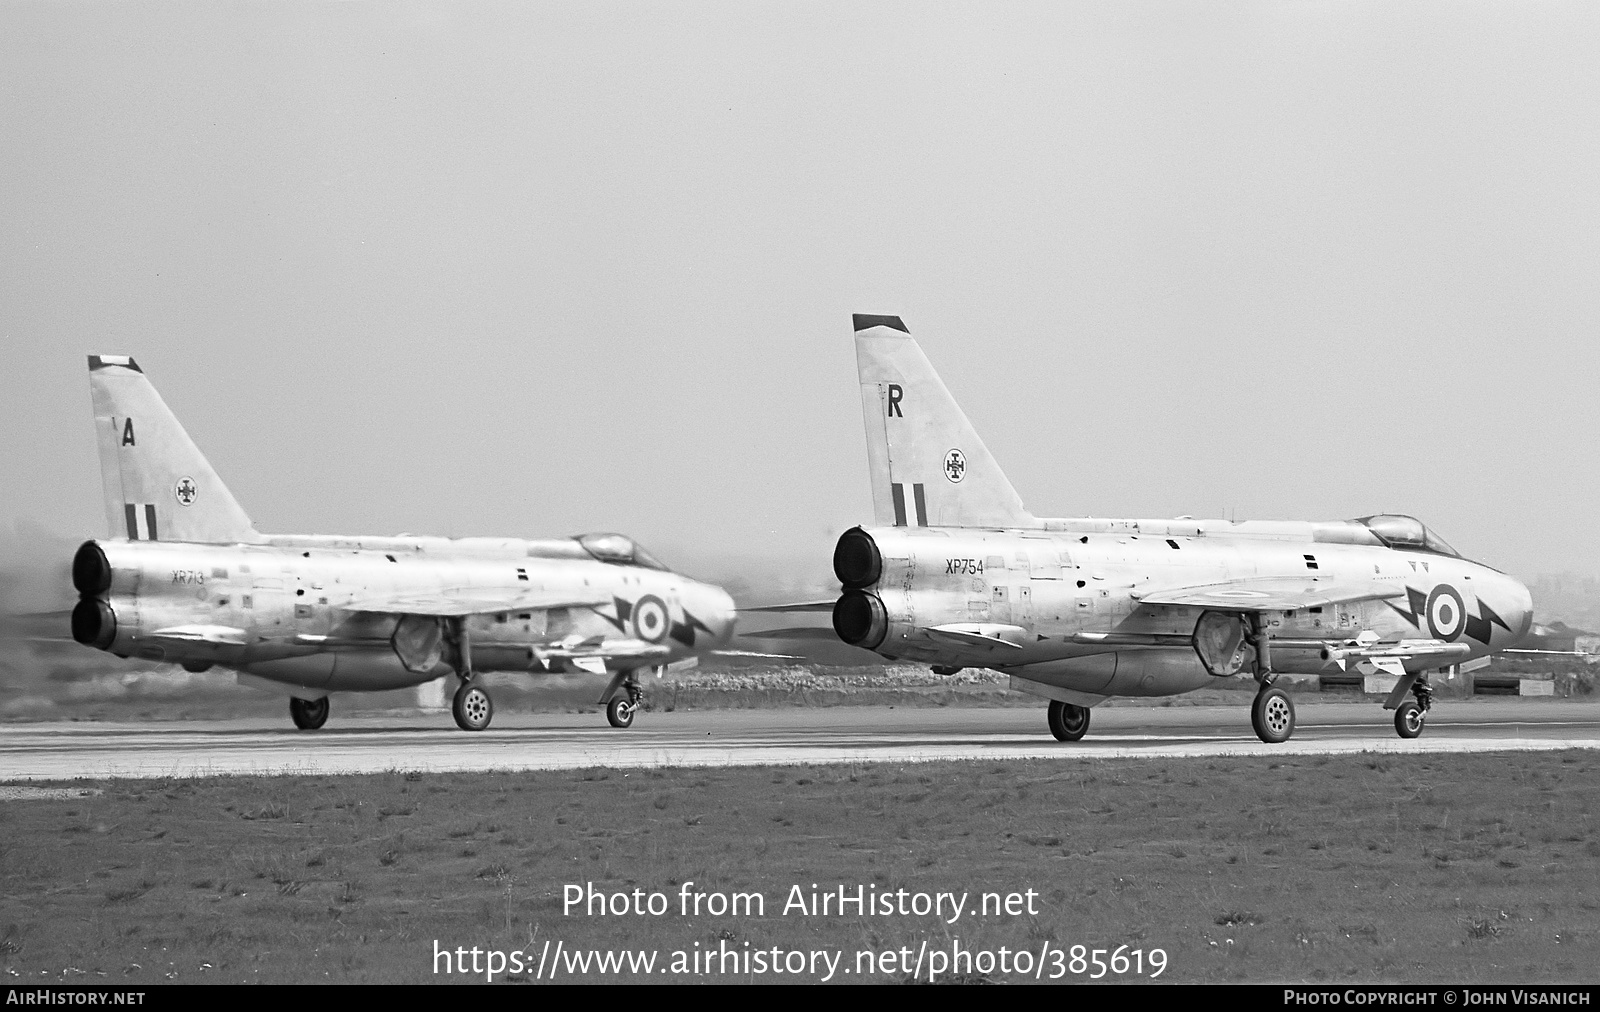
top-left (669, 610), bottom-right (714, 648)
top-left (1463, 599), bottom-right (1513, 645)
top-left (598, 596), bottom-right (632, 634)
top-left (1385, 587), bottom-right (1428, 629)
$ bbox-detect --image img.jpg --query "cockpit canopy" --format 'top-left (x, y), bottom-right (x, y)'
top-left (575, 532), bottom-right (669, 571)
top-left (1354, 515), bottom-right (1460, 558)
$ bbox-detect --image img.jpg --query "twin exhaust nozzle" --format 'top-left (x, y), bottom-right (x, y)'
top-left (832, 528), bottom-right (887, 648)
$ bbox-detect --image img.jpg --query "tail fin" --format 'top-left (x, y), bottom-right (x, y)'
top-left (87, 355), bottom-right (261, 544)
top-left (852, 315), bottom-right (1035, 529)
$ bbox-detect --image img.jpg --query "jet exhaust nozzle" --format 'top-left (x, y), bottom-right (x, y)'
top-left (72, 540), bottom-right (112, 596)
top-left (833, 527), bottom-right (882, 588)
top-left (833, 590), bottom-right (888, 649)
top-left (71, 597), bottom-right (117, 651)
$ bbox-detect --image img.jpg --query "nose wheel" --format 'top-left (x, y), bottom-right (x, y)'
top-left (599, 669), bottom-right (647, 729)
top-left (452, 679), bottom-right (494, 731)
top-left (606, 696), bottom-right (637, 729)
top-left (1395, 699), bottom-right (1425, 738)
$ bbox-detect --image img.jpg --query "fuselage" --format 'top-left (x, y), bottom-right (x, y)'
top-left (71, 533), bottom-right (737, 692)
top-left (831, 516), bottom-right (1533, 701)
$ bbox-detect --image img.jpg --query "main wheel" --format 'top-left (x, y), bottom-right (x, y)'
top-left (452, 682), bottom-right (493, 731)
top-left (606, 696), bottom-right (636, 729)
top-left (1394, 699), bottom-right (1425, 739)
top-left (289, 696), bottom-right (329, 730)
top-left (1047, 700), bottom-right (1090, 741)
top-left (1251, 687), bottom-right (1295, 744)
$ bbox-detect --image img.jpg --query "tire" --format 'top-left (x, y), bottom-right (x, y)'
top-left (606, 696), bottom-right (636, 729)
top-left (452, 682), bottom-right (493, 731)
top-left (1251, 687), bottom-right (1295, 744)
top-left (1047, 700), bottom-right (1090, 742)
top-left (1394, 699), bottom-right (1425, 739)
top-left (289, 696), bottom-right (329, 730)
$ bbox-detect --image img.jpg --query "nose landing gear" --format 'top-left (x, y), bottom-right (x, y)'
top-left (1391, 673), bottom-right (1432, 739)
top-left (600, 668), bottom-right (648, 729)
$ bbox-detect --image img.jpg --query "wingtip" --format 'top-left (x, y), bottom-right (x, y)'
top-left (88, 354), bottom-right (141, 373)
top-left (852, 314), bottom-right (909, 334)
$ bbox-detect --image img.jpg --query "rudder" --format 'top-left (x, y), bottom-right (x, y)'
top-left (852, 315), bottom-right (1035, 529)
top-left (88, 355), bottom-right (261, 543)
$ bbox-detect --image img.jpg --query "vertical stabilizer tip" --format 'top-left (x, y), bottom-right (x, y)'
top-left (88, 355), bottom-right (141, 372)
top-left (852, 314), bottom-right (909, 334)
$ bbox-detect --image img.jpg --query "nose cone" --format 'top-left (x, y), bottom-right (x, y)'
top-left (1483, 569), bottom-right (1534, 647)
top-left (687, 581), bottom-right (738, 647)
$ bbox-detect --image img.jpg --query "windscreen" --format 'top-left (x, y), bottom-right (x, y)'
top-left (576, 533), bottom-right (669, 571)
top-left (1355, 515), bottom-right (1461, 558)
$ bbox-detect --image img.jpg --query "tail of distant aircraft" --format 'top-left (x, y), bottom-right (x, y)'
top-left (87, 355), bottom-right (261, 544)
top-left (852, 315), bottom-right (1036, 529)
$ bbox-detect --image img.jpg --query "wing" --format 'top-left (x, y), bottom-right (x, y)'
top-left (1132, 577), bottom-right (1405, 611)
top-left (738, 600), bottom-right (837, 613)
top-left (343, 587), bottom-right (612, 617)
top-left (736, 627), bottom-right (842, 641)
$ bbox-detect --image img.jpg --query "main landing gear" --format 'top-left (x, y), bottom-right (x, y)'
top-left (447, 618), bottom-right (494, 731)
top-left (290, 696), bottom-right (329, 730)
top-left (1047, 700), bottom-right (1091, 741)
top-left (600, 668), bottom-right (648, 729)
top-left (1247, 613), bottom-right (1296, 744)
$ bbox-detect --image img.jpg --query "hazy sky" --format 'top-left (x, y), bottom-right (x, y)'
top-left (3, 2), bottom-right (1597, 594)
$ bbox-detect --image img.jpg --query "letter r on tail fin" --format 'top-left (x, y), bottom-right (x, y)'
top-left (851, 316), bottom-right (1035, 529)
top-left (88, 355), bottom-right (261, 544)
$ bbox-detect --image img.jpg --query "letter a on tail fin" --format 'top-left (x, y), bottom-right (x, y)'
top-left (88, 355), bottom-right (261, 544)
top-left (852, 315), bottom-right (1035, 529)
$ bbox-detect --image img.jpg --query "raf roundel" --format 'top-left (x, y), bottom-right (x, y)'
top-left (1425, 584), bottom-right (1466, 642)
top-left (174, 476), bottom-right (198, 507)
top-left (631, 595), bottom-right (670, 643)
top-left (943, 448), bottom-right (967, 484)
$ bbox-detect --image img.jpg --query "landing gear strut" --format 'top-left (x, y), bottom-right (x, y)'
top-left (1047, 700), bottom-right (1091, 741)
top-left (600, 669), bottom-right (646, 729)
top-left (448, 619), bottom-right (493, 731)
top-left (1246, 613), bottom-right (1295, 743)
top-left (290, 696), bottom-right (329, 730)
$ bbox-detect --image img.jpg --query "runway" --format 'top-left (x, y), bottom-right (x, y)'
top-left (3, 699), bottom-right (1599, 780)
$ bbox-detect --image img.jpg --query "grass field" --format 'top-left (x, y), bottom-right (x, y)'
top-left (1, 751), bottom-right (1596, 984)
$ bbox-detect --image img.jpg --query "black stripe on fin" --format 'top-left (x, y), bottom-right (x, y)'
top-left (891, 483), bottom-right (908, 526)
top-left (88, 355), bottom-right (142, 372)
top-left (852, 314), bottom-right (908, 333)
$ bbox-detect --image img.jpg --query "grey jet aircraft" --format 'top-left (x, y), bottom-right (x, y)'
top-left (773, 316), bottom-right (1534, 743)
top-left (69, 356), bottom-right (736, 731)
